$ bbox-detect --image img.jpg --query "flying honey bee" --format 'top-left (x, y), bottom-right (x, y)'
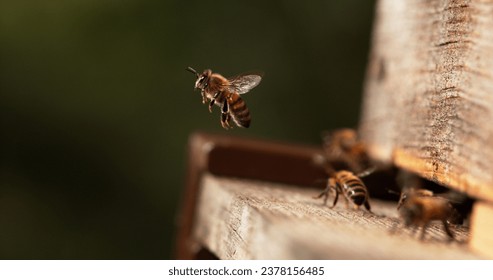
top-left (397, 188), bottom-right (458, 241)
top-left (186, 67), bottom-right (262, 129)
top-left (321, 128), bottom-right (371, 174)
top-left (314, 168), bottom-right (374, 213)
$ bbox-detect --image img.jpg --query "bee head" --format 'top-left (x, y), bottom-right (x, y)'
top-left (186, 67), bottom-right (211, 90)
top-left (397, 188), bottom-right (433, 210)
top-left (399, 198), bottom-right (424, 226)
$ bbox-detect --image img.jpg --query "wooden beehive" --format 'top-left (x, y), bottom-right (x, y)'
top-left (175, 133), bottom-right (478, 259)
top-left (359, 0), bottom-right (493, 258)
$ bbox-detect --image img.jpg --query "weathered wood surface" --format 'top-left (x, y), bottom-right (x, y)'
top-left (360, 0), bottom-right (493, 202)
top-left (175, 132), bottom-right (326, 259)
top-left (192, 173), bottom-right (479, 259)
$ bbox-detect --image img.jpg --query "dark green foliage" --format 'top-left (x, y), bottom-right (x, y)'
top-left (0, 0), bottom-right (375, 259)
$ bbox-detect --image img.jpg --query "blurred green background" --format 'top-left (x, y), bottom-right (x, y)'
top-left (0, 0), bottom-right (375, 259)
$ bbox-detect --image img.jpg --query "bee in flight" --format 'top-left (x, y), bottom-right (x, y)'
top-left (321, 128), bottom-right (371, 174)
top-left (315, 168), bottom-right (374, 213)
top-left (186, 67), bottom-right (262, 129)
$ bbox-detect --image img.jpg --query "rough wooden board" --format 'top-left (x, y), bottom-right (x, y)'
top-left (359, 0), bottom-right (493, 202)
top-left (393, 149), bottom-right (493, 203)
top-left (175, 132), bottom-right (327, 259)
top-left (193, 173), bottom-right (480, 259)
top-left (470, 201), bottom-right (493, 258)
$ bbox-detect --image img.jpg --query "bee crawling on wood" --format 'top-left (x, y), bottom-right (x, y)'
top-left (186, 67), bottom-right (262, 129)
top-left (314, 168), bottom-right (375, 213)
top-left (396, 188), bottom-right (460, 241)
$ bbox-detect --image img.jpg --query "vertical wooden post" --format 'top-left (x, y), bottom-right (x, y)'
top-left (359, 0), bottom-right (493, 258)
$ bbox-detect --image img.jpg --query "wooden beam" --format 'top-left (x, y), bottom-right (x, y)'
top-left (360, 0), bottom-right (493, 202)
top-left (193, 174), bottom-right (479, 259)
top-left (470, 201), bottom-right (493, 258)
top-left (174, 132), bottom-right (326, 259)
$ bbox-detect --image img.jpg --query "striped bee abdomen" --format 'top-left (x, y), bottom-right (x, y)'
top-left (228, 94), bottom-right (251, 128)
top-left (336, 171), bottom-right (369, 207)
top-left (315, 169), bottom-right (372, 213)
top-left (345, 184), bottom-right (367, 206)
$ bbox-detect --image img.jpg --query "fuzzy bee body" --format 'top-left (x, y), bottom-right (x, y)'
top-left (321, 128), bottom-right (370, 174)
top-left (397, 188), bottom-right (433, 210)
top-left (316, 170), bottom-right (372, 213)
top-left (398, 189), bottom-right (457, 241)
top-left (187, 67), bottom-right (261, 129)
top-left (223, 92), bottom-right (251, 128)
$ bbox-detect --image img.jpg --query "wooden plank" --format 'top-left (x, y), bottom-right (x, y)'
top-left (470, 201), bottom-right (493, 258)
top-left (193, 173), bottom-right (479, 259)
top-left (174, 132), bottom-right (326, 259)
top-left (359, 0), bottom-right (493, 202)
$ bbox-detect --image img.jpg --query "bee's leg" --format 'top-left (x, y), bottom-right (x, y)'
top-left (220, 115), bottom-right (227, 129)
top-left (364, 199), bottom-right (373, 213)
top-left (221, 99), bottom-right (229, 114)
top-left (209, 92), bottom-right (220, 112)
top-left (442, 220), bottom-right (455, 241)
top-left (220, 101), bottom-right (232, 129)
top-left (330, 184), bottom-right (340, 209)
top-left (315, 178), bottom-right (335, 206)
top-left (220, 113), bottom-right (230, 129)
top-left (225, 113), bottom-right (231, 128)
top-left (201, 91), bottom-right (207, 104)
top-left (356, 166), bottom-right (377, 178)
top-left (420, 223), bottom-right (429, 240)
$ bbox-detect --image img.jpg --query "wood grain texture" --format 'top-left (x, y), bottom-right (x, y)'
top-left (192, 174), bottom-right (479, 259)
top-left (175, 132), bottom-right (326, 259)
top-left (359, 0), bottom-right (493, 201)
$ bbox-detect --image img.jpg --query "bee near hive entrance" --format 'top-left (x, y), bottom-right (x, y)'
top-left (313, 128), bottom-right (474, 243)
top-left (178, 132), bottom-right (480, 259)
top-left (389, 172), bottom-right (474, 242)
top-left (315, 169), bottom-right (374, 213)
top-left (314, 128), bottom-right (376, 213)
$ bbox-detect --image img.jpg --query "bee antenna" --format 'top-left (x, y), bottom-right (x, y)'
top-left (186, 66), bottom-right (199, 77)
top-left (387, 188), bottom-right (400, 196)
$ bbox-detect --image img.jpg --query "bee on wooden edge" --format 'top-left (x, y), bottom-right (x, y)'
top-left (390, 170), bottom-right (471, 241)
top-left (395, 188), bottom-right (461, 241)
top-left (187, 67), bottom-right (262, 129)
top-left (314, 128), bottom-right (375, 213)
top-left (314, 168), bottom-right (375, 213)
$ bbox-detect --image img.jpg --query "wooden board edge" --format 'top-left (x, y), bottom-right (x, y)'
top-left (193, 174), bottom-right (479, 260)
top-left (392, 149), bottom-right (493, 203)
top-left (173, 132), bottom-right (327, 259)
top-left (470, 201), bottom-right (493, 259)
top-left (365, 143), bottom-right (493, 202)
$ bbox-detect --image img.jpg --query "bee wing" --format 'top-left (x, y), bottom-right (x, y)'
top-left (228, 73), bottom-right (263, 94)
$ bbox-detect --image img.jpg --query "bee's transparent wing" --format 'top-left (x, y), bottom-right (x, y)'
top-left (228, 73), bottom-right (263, 94)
